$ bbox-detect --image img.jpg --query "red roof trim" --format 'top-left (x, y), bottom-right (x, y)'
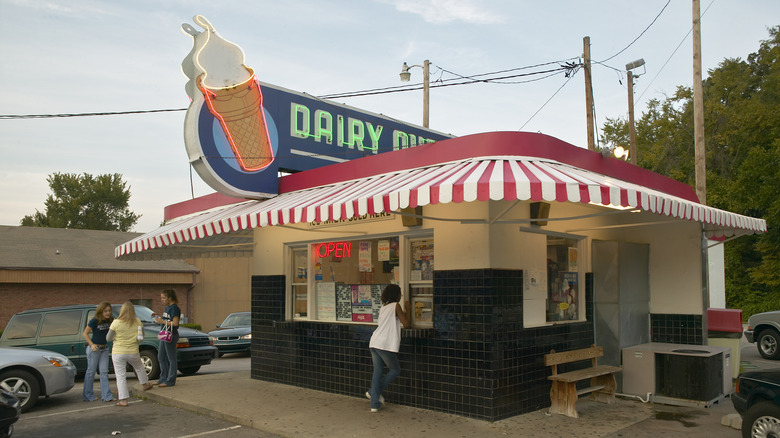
top-left (278, 131), bottom-right (700, 203)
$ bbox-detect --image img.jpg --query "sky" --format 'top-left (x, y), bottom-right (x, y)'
top-left (1, 0), bottom-right (778, 233)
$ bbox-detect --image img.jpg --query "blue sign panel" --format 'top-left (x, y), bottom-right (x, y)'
top-left (184, 80), bottom-right (453, 198)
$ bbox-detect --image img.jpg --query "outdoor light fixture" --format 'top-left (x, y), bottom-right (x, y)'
top-left (625, 58), bottom-right (646, 73)
top-left (399, 60), bottom-right (430, 128)
top-left (613, 146), bottom-right (629, 161)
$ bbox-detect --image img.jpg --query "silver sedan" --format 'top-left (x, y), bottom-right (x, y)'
top-left (0, 346), bottom-right (76, 412)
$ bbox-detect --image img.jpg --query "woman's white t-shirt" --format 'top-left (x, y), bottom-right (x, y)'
top-left (369, 303), bottom-right (401, 352)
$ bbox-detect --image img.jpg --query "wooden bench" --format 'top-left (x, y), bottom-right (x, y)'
top-left (544, 345), bottom-right (622, 418)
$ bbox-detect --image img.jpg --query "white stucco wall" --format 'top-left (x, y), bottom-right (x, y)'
top-left (252, 200), bottom-right (707, 318)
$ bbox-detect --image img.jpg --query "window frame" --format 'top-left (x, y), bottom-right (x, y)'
top-left (285, 231), bottom-right (433, 326)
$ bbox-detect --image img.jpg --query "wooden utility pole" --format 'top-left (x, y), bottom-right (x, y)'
top-left (693, 0), bottom-right (706, 204)
top-left (627, 70), bottom-right (637, 164)
top-left (583, 37), bottom-right (595, 150)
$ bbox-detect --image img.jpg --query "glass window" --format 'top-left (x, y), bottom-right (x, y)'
top-left (291, 248), bottom-right (308, 318)
top-left (289, 234), bottom-right (433, 326)
top-left (3, 314), bottom-right (41, 339)
top-left (40, 310), bottom-right (83, 337)
top-left (409, 238), bottom-right (434, 328)
top-left (546, 236), bottom-right (581, 322)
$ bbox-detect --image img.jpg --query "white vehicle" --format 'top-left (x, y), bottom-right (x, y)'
top-left (0, 346), bottom-right (76, 412)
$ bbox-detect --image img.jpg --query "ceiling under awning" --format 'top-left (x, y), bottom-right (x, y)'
top-left (116, 132), bottom-right (767, 261)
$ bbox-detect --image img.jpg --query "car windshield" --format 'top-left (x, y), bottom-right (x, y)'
top-left (221, 313), bottom-right (250, 327)
top-left (111, 305), bottom-right (157, 323)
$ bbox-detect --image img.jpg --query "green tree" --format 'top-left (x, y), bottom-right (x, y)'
top-left (21, 172), bottom-right (141, 232)
top-left (600, 27), bottom-right (780, 316)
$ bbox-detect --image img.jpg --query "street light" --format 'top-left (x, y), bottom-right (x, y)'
top-left (626, 58), bottom-right (645, 164)
top-left (399, 59), bottom-right (430, 128)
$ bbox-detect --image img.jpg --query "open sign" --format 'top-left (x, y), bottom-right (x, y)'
top-left (316, 241), bottom-right (352, 258)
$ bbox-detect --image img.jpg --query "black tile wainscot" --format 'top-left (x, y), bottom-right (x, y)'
top-left (250, 269), bottom-right (596, 421)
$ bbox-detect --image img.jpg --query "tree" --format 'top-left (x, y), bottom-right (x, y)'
top-left (21, 172), bottom-right (141, 232)
top-left (600, 27), bottom-right (780, 316)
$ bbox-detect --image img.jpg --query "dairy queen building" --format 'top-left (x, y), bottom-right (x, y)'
top-left (115, 18), bottom-right (766, 421)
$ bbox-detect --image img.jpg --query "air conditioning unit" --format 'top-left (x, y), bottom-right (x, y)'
top-left (622, 343), bottom-right (731, 407)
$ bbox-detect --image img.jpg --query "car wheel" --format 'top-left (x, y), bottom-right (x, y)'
top-left (757, 329), bottom-right (780, 360)
top-left (742, 400), bottom-right (780, 438)
top-left (178, 366), bottom-right (201, 376)
top-left (0, 369), bottom-right (40, 413)
top-left (139, 349), bottom-right (161, 380)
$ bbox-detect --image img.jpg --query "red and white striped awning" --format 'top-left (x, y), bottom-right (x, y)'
top-left (116, 136), bottom-right (766, 259)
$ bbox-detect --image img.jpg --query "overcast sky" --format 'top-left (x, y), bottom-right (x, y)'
top-left (1, 0), bottom-right (777, 232)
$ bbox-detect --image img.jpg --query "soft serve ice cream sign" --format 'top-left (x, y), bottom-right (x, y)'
top-left (181, 16), bottom-right (451, 198)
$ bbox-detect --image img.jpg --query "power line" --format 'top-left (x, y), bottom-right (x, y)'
top-left (636, 0), bottom-right (716, 105)
top-left (519, 66), bottom-right (580, 131)
top-left (599, 0), bottom-right (671, 63)
top-left (0, 108), bottom-right (186, 120)
top-left (1, 60), bottom-right (581, 119)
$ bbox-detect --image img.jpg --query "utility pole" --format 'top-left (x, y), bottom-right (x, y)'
top-left (693, 0), bottom-right (706, 204)
top-left (423, 59), bottom-right (430, 128)
top-left (583, 36), bottom-right (595, 151)
top-left (627, 70), bottom-right (637, 164)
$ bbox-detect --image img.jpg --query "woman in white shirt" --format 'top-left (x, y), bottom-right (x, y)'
top-left (366, 284), bottom-right (410, 412)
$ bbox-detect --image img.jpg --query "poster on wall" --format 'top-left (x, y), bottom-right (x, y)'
top-left (359, 242), bottom-right (372, 272)
top-left (524, 268), bottom-right (547, 300)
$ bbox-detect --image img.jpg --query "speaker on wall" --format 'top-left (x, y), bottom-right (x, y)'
top-left (400, 206), bottom-right (423, 227)
top-left (530, 202), bottom-right (550, 226)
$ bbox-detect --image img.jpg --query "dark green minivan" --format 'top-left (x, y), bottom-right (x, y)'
top-left (0, 304), bottom-right (218, 379)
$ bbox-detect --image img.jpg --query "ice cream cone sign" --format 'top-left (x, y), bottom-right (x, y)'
top-left (181, 15), bottom-right (274, 173)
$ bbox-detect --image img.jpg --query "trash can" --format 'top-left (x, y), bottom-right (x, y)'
top-left (707, 308), bottom-right (743, 379)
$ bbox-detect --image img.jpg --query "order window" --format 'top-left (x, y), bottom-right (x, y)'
top-left (546, 236), bottom-right (581, 322)
top-left (289, 234), bottom-right (433, 328)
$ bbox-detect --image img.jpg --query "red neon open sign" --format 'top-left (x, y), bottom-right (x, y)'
top-left (316, 241), bottom-right (352, 258)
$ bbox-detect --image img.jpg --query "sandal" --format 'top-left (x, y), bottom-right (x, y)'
top-left (115, 400), bottom-right (128, 407)
top-left (142, 382), bottom-right (154, 391)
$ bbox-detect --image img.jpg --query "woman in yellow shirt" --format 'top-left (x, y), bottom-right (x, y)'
top-left (107, 302), bottom-right (154, 406)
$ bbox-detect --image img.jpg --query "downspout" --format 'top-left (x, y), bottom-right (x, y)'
top-left (186, 271), bottom-right (196, 325)
top-left (701, 225), bottom-right (709, 345)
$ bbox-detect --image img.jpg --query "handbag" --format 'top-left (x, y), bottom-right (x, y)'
top-left (157, 320), bottom-right (173, 343)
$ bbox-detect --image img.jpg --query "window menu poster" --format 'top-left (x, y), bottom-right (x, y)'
top-left (352, 284), bottom-right (373, 322)
top-left (316, 282), bottom-right (337, 321)
top-left (371, 284), bottom-right (383, 320)
top-left (333, 283), bottom-right (387, 322)
top-left (359, 241), bottom-right (372, 272)
top-left (336, 284), bottom-right (352, 321)
top-left (378, 240), bottom-right (390, 261)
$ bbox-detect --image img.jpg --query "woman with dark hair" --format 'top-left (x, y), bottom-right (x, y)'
top-left (82, 301), bottom-right (115, 402)
top-left (366, 284), bottom-right (410, 412)
top-left (154, 289), bottom-right (181, 387)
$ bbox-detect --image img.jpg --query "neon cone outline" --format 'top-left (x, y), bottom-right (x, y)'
top-left (197, 70), bottom-right (274, 172)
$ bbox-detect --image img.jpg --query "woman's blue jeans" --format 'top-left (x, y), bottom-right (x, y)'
top-left (157, 332), bottom-right (179, 386)
top-left (369, 347), bottom-right (400, 409)
top-left (83, 346), bottom-right (113, 401)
